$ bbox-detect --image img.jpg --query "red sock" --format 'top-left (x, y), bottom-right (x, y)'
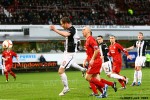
top-left (4, 72), bottom-right (8, 80)
top-left (96, 86), bottom-right (103, 93)
top-left (90, 78), bottom-right (105, 88)
top-left (101, 79), bottom-right (113, 86)
top-left (89, 82), bottom-right (98, 94)
top-left (118, 79), bottom-right (125, 87)
top-left (10, 71), bottom-right (16, 78)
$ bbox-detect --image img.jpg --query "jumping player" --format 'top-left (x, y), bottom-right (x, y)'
top-left (50, 17), bottom-right (86, 96)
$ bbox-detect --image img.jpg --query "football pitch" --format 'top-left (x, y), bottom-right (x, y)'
top-left (0, 68), bottom-right (150, 100)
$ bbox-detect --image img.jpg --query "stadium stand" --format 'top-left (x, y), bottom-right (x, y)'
top-left (0, 0), bottom-right (150, 25)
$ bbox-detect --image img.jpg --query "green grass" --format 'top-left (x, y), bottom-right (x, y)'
top-left (0, 68), bottom-right (150, 100)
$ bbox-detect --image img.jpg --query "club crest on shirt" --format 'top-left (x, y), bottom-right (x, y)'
top-left (62, 61), bottom-right (66, 66)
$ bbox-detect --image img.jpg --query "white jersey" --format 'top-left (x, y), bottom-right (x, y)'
top-left (134, 40), bottom-right (149, 66)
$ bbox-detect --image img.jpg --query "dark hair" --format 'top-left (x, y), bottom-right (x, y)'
top-left (97, 35), bottom-right (103, 38)
top-left (60, 17), bottom-right (71, 24)
top-left (139, 32), bottom-right (143, 36)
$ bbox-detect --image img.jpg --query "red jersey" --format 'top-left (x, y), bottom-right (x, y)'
top-left (85, 36), bottom-right (100, 61)
top-left (2, 50), bottom-right (18, 67)
top-left (108, 43), bottom-right (129, 63)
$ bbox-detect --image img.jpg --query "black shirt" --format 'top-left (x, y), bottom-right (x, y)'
top-left (65, 26), bottom-right (80, 52)
top-left (98, 42), bottom-right (110, 62)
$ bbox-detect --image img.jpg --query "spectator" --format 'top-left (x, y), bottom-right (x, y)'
top-left (23, 48), bottom-right (28, 53)
top-left (39, 55), bottom-right (46, 62)
top-left (31, 48), bottom-right (37, 53)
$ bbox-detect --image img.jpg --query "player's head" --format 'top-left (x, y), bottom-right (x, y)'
top-left (97, 35), bottom-right (103, 44)
top-left (109, 35), bottom-right (116, 43)
top-left (138, 32), bottom-right (143, 40)
top-left (82, 26), bottom-right (91, 38)
top-left (60, 17), bottom-right (71, 29)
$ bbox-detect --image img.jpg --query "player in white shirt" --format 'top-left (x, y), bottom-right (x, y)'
top-left (127, 32), bottom-right (150, 86)
top-left (50, 17), bottom-right (86, 96)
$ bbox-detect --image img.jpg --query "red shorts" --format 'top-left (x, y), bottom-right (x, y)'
top-left (5, 64), bottom-right (12, 72)
top-left (87, 59), bottom-right (102, 74)
top-left (112, 61), bottom-right (122, 74)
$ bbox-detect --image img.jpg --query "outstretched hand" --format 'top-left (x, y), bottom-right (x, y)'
top-left (127, 55), bottom-right (132, 60)
top-left (50, 25), bottom-right (55, 31)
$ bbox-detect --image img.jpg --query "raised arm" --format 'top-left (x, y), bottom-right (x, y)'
top-left (50, 25), bottom-right (70, 37)
top-left (126, 46), bottom-right (135, 51)
top-left (117, 43), bottom-right (132, 60)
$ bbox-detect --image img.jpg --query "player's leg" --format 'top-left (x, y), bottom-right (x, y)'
top-left (71, 62), bottom-right (87, 77)
top-left (108, 63), bottom-right (126, 82)
top-left (58, 53), bottom-right (73, 96)
top-left (71, 53), bottom-right (87, 77)
top-left (58, 67), bottom-right (70, 96)
top-left (4, 71), bottom-right (8, 82)
top-left (85, 72), bottom-right (104, 88)
top-left (4, 70), bottom-right (9, 82)
top-left (4, 66), bottom-right (10, 82)
top-left (89, 63), bottom-right (104, 96)
top-left (9, 70), bottom-right (16, 81)
top-left (91, 74), bottom-right (108, 98)
top-left (71, 62), bottom-right (86, 71)
top-left (101, 62), bottom-right (117, 92)
top-left (136, 56), bottom-right (146, 86)
top-left (89, 82), bottom-right (99, 96)
top-left (136, 66), bottom-right (142, 86)
top-left (131, 68), bottom-right (138, 86)
top-left (85, 62), bottom-right (108, 98)
top-left (85, 59), bottom-right (103, 88)
top-left (131, 57), bottom-right (144, 86)
top-left (109, 63), bottom-right (127, 89)
top-left (109, 72), bottom-right (127, 88)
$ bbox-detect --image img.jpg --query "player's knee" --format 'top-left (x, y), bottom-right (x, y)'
top-left (107, 72), bottom-right (112, 78)
top-left (58, 67), bottom-right (65, 74)
top-left (85, 76), bottom-right (88, 81)
top-left (4, 72), bottom-right (8, 75)
top-left (58, 69), bottom-right (62, 74)
top-left (135, 66), bottom-right (141, 71)
top-left (85, 76), bottom-right (90, 81)
top-left (85, 78), bottom-right (90, 81)
top-left (136, 68), bottom-right (141, 71)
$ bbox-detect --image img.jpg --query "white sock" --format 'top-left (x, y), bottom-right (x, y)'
top-left (110, 73), bottom-right (124, 80)
top-left (71, 62), bottom-right (85, 71)
top-left (133, 70), bottom-right (137, 83)
top-left (137, 70), bottom-right (142, 83)
top-left (60, 73), bottom-right (69, 89)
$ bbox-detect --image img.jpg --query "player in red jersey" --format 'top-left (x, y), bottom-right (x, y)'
top-left (82, 26), bottom-right (117, 98)
top-left (2, 48), bottom-right (20, 82)
top-left (107, 35), bottom-right (132, 89)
